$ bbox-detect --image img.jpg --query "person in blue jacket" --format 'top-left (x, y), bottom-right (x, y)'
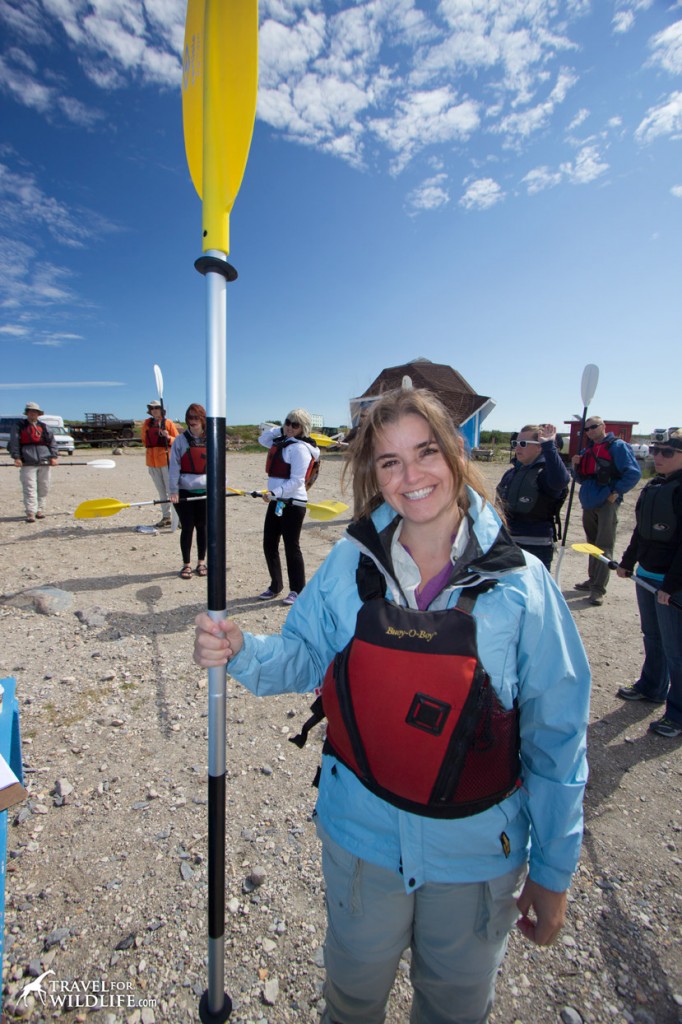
top-left (194, 388), bottom-right (590, 1024)
top-left (497, 422), bottom-right (569, 569)
top-left (571, 416), bottom-right (641, 605)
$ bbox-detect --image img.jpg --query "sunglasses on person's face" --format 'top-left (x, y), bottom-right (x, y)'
top-left (650, 446), bottom-right (680, 459)
top-left (585, 424), bottom-right (601, 431)
top-left (511, 439), bottom-right (541, 449)
top-left (285, 419), bottom-right (301, 428)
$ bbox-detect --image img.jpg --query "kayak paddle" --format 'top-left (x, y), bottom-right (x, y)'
top-left (183, 1), bottom-right (258, 1019)
top-left (0, 459), bottom-right (115, 469)
top-left (554, 363), bottom-right (599, 586)
top-left (226, 487), bottom-right (349, 522)
top-left (571, 543), bottom-right (682, 610)
top-left (73, 493), bottom-right (232, 520)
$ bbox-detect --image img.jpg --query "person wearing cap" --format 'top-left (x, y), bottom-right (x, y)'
top-left (496, 423), bottom-right (569, 569)
top-left (8, 402), bottom-right (59, 522)
top-left (141, 400), bottom-right (178, 528)
top-left (571, 416), bottom-right (641, 606)
top-left (614, 430), bottom-right (682, 738)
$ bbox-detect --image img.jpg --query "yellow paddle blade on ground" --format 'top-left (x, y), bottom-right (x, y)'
top-left (310, 432), bottom-right (336, 449)
top-left (75, 498), bottom-right (131, 519)
top-left (182, 0), bottom-right (258, 254)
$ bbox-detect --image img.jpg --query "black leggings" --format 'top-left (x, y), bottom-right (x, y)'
top-left (176, 490), bottom-right (207, 564)
top-left (262, 500), bottom-right (306, 594)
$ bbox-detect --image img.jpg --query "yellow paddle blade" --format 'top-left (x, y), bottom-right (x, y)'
top-left (74, 498), bottom-right (129, 519)
top-left (571, 543), bottom-right (604, 555)
top-left (182, 0), bottom-right (259, 254)
top-left (306, 500), bottom-right (349, 522)
top-left (310, 432), bottom-right (337, 449)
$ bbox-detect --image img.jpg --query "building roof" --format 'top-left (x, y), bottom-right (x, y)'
top-left (360, 359), bottom-right (492, 426)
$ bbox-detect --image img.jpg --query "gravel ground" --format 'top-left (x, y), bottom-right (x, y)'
top-left (0, 448), bottom-right (680, 1024)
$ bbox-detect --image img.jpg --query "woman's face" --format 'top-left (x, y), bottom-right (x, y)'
top-left (283, 416), bottom-right (303, 438)
top-left (651, 445), bottom-right (682, 477)
top-left (372, 413), bottom-right (458, 532)
top-left (186, 414), bottom-right (203, 436)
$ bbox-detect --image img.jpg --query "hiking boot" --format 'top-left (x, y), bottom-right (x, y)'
top-left (574, 580), bottom-right (592, 592)
top-left (155, 516), bottom-right (171, 528)
top-left (589, 592), bottom-right (604, 606)
top-left (648, 717), bottom-right (682, 738)
top-left (25, 513), bottom-right (35, 523)
top-left (282, 592), bottom-right (298, 606)
top-left (616, 686), bottom-right (664, 704)
top-left (35, 511), bottom-right (46, 519)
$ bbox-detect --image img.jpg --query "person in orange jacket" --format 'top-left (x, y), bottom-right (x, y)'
top-left (141, 400), bottom-right (178, 527)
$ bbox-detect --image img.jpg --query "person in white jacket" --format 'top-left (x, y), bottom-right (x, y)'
top-left (195, 388), bottom-right (590, 1024)
top-left (257, 408), bottom-right (320, 606)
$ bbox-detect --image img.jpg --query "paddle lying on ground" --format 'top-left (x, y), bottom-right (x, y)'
top-left (554, 363), bottom-right (600, 586)
top-left (571, 543), bottom-right (682, 610)
top-left (0, 459), bottom-right (115, 469)
top-left (226, 487), bottom-right (349, 522)
top-left (74, 493), bottom-right (237, 520)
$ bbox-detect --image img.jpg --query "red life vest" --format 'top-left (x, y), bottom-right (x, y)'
top-left (144, 418), bottom-right (168, 448)
top-left (19, 422), bottom-right (48, 446)
top-left (579, 439), bottom-right (620, 486)
top-left (179, 431), bottom-right (206, 474)
top-left (266, 436), bottom-right (319, 488)
top-left (292, 569), bottom-right (521, 819)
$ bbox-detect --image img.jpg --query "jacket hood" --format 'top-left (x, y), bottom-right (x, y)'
top-left (346, 487), bottom-right (526, 594)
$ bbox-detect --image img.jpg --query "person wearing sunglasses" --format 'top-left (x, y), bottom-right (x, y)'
top-left (496, 424), bottom-right (569, 569)
top-left (614, 431), bottom-right (682, 738)
top-left (257, 409), bottom-right (320, 605)
top-left (194, 387), bottom-right (589, 1024)
top-left (571, 416), bottom-right (641, 605)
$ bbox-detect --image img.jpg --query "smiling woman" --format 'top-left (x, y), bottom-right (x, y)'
top-left (194, 387), bottom-right (591, 1024)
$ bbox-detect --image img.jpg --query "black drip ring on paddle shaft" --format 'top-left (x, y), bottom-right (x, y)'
top-left (199, 990), bottom-right (232, 1023)
top-left (194, 256), bottom-right (238, 281)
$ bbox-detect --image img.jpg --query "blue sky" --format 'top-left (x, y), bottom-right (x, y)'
top-left (0, 0), bottom-right (680, 434)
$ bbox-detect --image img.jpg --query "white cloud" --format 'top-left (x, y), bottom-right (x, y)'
top-left (522, 165), bottom-right (562, 194)
top-left (560, 144), bottom-right (609, 184)
top-left (568, 108), bottom-right (590, 132)
top-left (648, 18), bottom-right (682, 75)
top-left (635, 90), bottom-right (682, 143)
top-left (672, 184), bottom-right (682, 198)
top-left (406, 173), bottom-right (450, 213)
top-left (459, 177), bottom-right (504, 210)
top-left (496, 68), bottom-right (577, 141)
top-left (370, 89), bottom-right (480, 172)
top-left (613, 11), bottom-right (635, 34)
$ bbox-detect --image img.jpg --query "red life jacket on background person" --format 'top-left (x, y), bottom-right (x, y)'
top-left (179, 430), bottom-right (207, 474)
top-left (291, 560), bottom-right (521, 819)
top-left (19, 421), bottom-right (48, 446)
top-left (144, 418), bottom-right (168, 448)
top-left (579, 438), bottom-right (620, 487)
top-left (266, 435), bottom-right (319, 488)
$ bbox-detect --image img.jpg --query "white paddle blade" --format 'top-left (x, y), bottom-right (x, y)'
top-left (88, 459), bottom-right (116, 469)
top-left (580, 364), bottom-right (599, 407)
top-left (154, 364), bottom-right (164, 400)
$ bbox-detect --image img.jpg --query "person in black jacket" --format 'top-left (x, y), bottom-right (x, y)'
top-left (8, 402), bottom-right (59, 523)
top-left (616, 430), bottom-right (682, 738)
top-left (496, 423), bottom-right (569, 569)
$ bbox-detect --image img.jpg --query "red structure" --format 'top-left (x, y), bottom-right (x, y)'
top-left (563, 420), bottom-right (639, 460)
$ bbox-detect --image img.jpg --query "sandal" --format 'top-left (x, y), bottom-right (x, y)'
top-left (196, 563), bottom-right (208, 577)
top-left (179, 565), bottom-right (193, 579)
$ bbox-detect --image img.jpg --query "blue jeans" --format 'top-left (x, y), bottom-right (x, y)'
top-left (633, 583), bottom-right (682, 726)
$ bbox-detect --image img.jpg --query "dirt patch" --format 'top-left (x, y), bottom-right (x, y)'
top-left (0, 449), bottom-right (680, 1023)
